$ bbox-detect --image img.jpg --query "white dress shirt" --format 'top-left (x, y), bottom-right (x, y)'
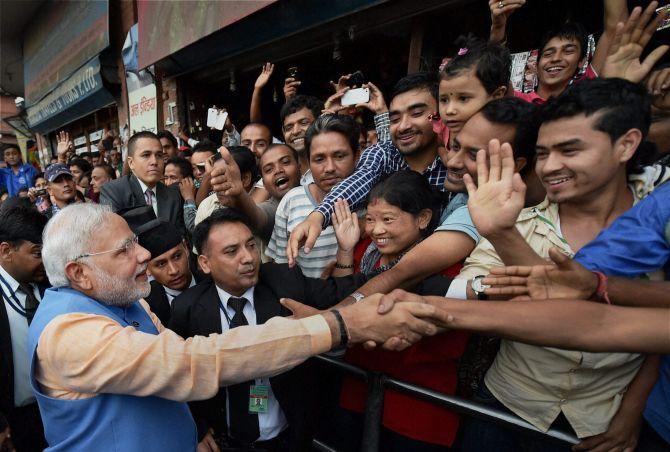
top-left (137, 178), bottom-right (158, 217)
top-left (164, 276), bottom-right (196, 306)
top-left (0, 264), bottom-right (39, 407)
top-left (215, 284), bottom-right (288, 441)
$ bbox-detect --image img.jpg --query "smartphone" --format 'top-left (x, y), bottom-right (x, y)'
top-left (347, 70), bottom-right (365, 88)
top-left (287, 67), bottom-right (298, 78)
top-left (341, 87), bottom-right (370, 106)
top-left (657, 5), bottom-right (670, 31)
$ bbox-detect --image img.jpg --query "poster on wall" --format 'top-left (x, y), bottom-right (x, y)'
top-left (128, 82), bottom-right (158, 134)
top-left (124, 23), bottom-right (158, 134)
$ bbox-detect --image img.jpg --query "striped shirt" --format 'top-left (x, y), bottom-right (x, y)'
top-left (314, 140), bottom-right (449, 226)
top-left (267, 185), bottom-right (338, 278)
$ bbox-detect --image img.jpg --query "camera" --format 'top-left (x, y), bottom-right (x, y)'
top-left (287, 67), bottom-right (298, 78)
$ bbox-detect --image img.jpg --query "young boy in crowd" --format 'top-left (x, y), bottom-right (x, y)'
top-left (489, 0), bottom-right (628, 103)
top-left (0, 143), bottom-right (38, 197)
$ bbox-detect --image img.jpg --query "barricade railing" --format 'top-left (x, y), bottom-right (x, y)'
top-left (312, 355), bottom-right (579, 452)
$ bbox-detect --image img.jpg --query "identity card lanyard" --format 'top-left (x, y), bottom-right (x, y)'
top-left (0, 272), bottom-right (27, 318)
top-left (217, 298), bottom-right (269, 414)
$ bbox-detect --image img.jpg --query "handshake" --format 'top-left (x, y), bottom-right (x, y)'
top-left (284, 290), bottom-right (450, 351)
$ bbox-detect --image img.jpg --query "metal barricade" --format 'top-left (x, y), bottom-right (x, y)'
top-left (313, 355), bottom-right (579, 452)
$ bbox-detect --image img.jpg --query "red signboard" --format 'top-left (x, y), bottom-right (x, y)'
top-left (137, 0), bottom-right (276, 69)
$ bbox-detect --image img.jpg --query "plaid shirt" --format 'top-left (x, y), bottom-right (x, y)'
top-left (315, 140), bottom-right (449, 226)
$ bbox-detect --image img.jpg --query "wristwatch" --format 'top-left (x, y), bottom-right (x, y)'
top-left (470, 275), bottom-right (490, 300)
top-left (350, 291), bottom-right (365, 303)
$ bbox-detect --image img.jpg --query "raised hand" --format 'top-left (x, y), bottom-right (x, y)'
top-left (254, 62), bottom-right (274, 90)
top-left (332, 198), bottom-right (360, 252)
top-left (283, 77), bottom-right (300, 100)
top-left (56, 130), bottom-right (71, 156)
top-left (330, 74), bottom-right (351, 93)
top-left (178, 177), bottom-right (196, 203)
top-left (286, 212), bottom-right (325, 267)
top-left (602, 2), bottom-right (669, 83)
top-left (356, 82), bottom-right (388, 115)
top-left (647, 67), bottom-right (670, 111)
top-left (489, 0), bottom-right (525, 28)
top-left (323, 89), bottom-right (350, 115)
top-left (489, 0), bottom-right (525, 43)
top-left (210, 147), bottom-right (244, 197)
top-left (463, 140), bottom-right (526, 238)
top-left (483, 247), bottom-right (599, 300)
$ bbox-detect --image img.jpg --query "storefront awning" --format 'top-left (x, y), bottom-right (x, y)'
top-left (137, 0), bottom-right (277, 69)
top-left (25, 56), bottom-right (116, 134)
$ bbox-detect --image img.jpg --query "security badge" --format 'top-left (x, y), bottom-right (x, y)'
top-left (248, 385), bottom-right (269, 414)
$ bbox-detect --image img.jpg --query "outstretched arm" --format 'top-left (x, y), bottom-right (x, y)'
top-left (378, 290), bottom-right (670, 354)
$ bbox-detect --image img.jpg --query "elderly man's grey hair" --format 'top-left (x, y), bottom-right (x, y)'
top-left (42, 203), bottom-right (113, 287)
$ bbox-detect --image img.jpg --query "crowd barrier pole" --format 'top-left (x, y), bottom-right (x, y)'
top-left (314, 355), bottom-right (580, 451)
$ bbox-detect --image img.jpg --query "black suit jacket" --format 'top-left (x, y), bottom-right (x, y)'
top-left (1, 284), bottom-right (47, 415)
top-left (100, 174), bottom-right (185, 237)
top-left (168, 263), bottom-right (367, 450)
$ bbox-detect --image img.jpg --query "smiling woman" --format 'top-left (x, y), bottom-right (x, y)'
top-left (331, 170), bottom-right (470, 449)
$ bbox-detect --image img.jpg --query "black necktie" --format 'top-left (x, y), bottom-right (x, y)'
top-left (226, 297), bottom-right (260, 444)
top-left (18, 283), bottom-right (39, 325)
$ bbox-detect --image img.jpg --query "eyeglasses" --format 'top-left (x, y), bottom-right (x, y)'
top-left (74, 235), bottom-right (139, 261)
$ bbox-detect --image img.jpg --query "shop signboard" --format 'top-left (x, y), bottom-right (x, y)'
top-left (24, 0), bottom-right (109, 106)
top-left (25, 56), bottom-right (115, 134)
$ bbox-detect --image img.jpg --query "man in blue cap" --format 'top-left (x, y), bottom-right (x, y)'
top-left (43, 164), bottom-right (78, 219)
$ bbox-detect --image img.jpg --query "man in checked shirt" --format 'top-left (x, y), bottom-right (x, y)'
top-left (287, 72), bottom-right (449, 264)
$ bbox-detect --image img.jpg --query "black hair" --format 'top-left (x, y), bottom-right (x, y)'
top-left (33, 172), bottom-right (45, 184)
top-left (93, 163), bottom-right (117, 180)
top-left (242, 122), bottom-right (272, 140)
top-left (156, 130), bottom-right (178, 149)
top-left (193, 208), bottom-right (250, 255)
top-left (178, 149), bottom-right (193, 158)
top-left (0, 206), bottom-right (48, 245)
top-left (68, 157), bottom-right (92, 174)
top-left (228, 146), bottom-right (259, 182)
top-left (539, 78), bottom-right (655, 173)
top-left (367, 170), bottom-right (445, 236)
top-left (1, 143), bottom-right (20, 155)
top-left (192, 139), bottom-right (218, 155)
top-left (100, 137), bottom-right (114, 151)
top-left (165, 156), bottom-right (193, 179)
top-left (441, 35), bottom-right (511, 95)
top-left (80, 171), bottom-right (92, 184)
top-left (128, 131), bottom-right (160, 156)
top-left (304, 114), bottom-right (361, 156)
top-left (262, 143), bottom-right (300, 164)
top-left (479, 97), bottom-right (539, 174)
top-left (539, 21), bottom-right (588, 61)
top-left (279, 95), bottom-right (324, 126)
top-left (391, 71), bottom-right (439, 102)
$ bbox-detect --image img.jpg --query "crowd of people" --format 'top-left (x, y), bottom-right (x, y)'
top-left (1, 1), bottom-right (670, 451)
